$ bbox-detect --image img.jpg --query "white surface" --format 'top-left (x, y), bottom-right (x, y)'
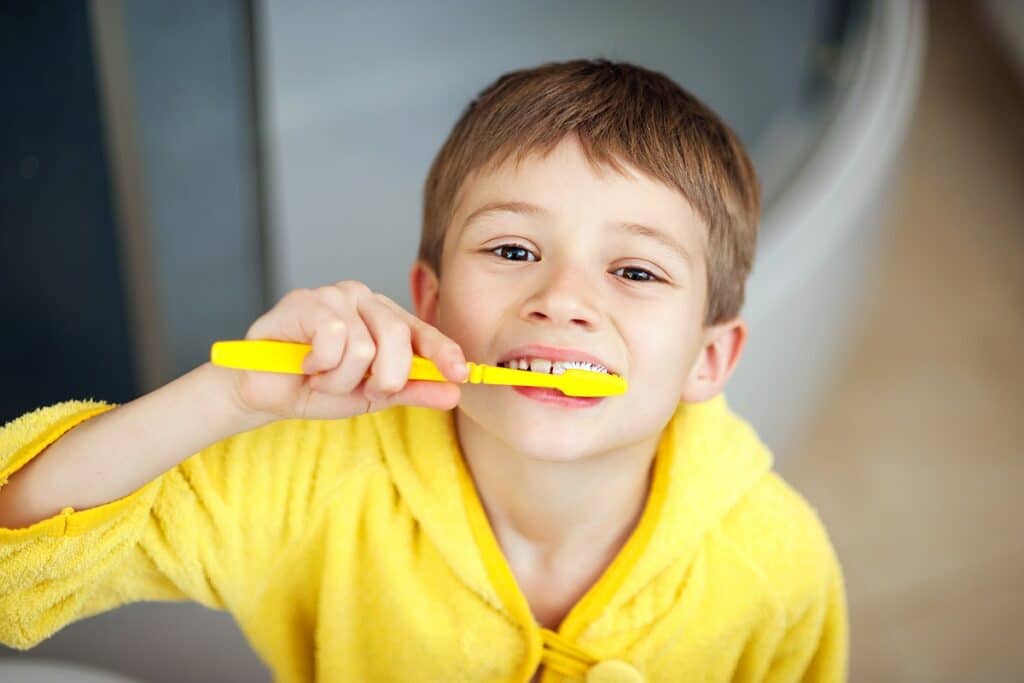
top-left (727, 0), bottom-right (927, 450)
top-left (0, 659), bottom-right (142, 683)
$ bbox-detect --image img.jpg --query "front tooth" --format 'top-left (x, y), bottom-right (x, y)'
top-left (517, 358), bottom-right (530, 370)
top-left (529, 358), bottom-right (552, 374)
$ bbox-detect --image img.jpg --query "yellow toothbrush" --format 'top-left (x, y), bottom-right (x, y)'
top-left (210, 340), bottom-right (627, 397)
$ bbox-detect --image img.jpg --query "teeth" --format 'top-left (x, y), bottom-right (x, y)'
top-left (552, 361), bottom-right (572, 375)
top-left (499, 357), bottom-right (609, 374)
top-left (529, 358), bottom-right (552, 374)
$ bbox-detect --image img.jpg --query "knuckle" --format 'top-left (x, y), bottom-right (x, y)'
top-left (316, 284), bottom-right (348, 308)
top-left (335, 280), bottom-right (371, 296)
top-left (244, 315), bottom-right (268, 339)
top-left (377, 378), bottom-right (404, 394)
top-left (350, 342), bottom-right (375, 361)
top-left (390, 321), bottom-right (412, 343)
top-left (323, 318), bottom-right (347, 336)
top-left (373, 292), bottom-right (398, 308)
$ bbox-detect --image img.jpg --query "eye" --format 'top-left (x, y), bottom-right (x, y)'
top-left (490, 243), bottom-right (538, 262)
top-left (488, 244), bottom-right (660, 282)
top-left (613, 266), bottom-right (661, 283)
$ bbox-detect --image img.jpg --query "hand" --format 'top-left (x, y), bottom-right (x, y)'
top-left (231, 281), bottom-right (467, 421)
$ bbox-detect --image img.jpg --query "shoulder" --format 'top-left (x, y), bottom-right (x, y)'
top-left (716, 471), bottom-right (842, 619)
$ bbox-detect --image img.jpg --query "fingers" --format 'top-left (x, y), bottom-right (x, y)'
top-left (306, 299), bottom-right (377, 396)
top-left (242, 280), bottom-right (467, 417)
top-left (373, 295), bottom-right (468, 383)
top-left (373, 379), bottom-right (463, 412)
top-left (299, 379), bottom-right (461, 418)
top-left (246, 288), bottom-right (319, 342)
top-left (359, 296), bottom-right (412, 400)
top-left (302, 318), bottom-right (347, 374)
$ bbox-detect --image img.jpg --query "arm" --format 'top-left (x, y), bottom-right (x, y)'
top-left (0, 365), bottom-right (281, 649)
top-left (0, 380), bottom-right (354, 650)
top-left (0, 281), bottom-right (464, 649)
top-left (0, 280), bottom-right (467, 530)
top-left (0, 363), bottom-right (268, 529)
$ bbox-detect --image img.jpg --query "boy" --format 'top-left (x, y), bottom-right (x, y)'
top-left (0, 60), bottom-right (847, 682)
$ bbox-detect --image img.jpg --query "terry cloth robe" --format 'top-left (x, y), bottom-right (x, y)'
top-left (0, 394), bottom-right (847, 682)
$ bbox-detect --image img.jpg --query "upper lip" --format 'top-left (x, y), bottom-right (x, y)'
top-left (497, 344), bottom-right (619, 375)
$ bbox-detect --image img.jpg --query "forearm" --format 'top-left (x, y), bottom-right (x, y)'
top-left (0, 362), bottom-right (270, 529)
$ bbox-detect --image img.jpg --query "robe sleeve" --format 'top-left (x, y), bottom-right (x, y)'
top-left (0, 399), bottom-right (333, 650)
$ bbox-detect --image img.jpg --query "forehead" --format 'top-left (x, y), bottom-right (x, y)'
top-left (448, 137), bottom-right (707, 258)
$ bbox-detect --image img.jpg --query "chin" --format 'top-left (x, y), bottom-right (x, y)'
top-left (511, 440), bottom-right (592, 463)
top-left (494, 419), bottom-right (603, 462)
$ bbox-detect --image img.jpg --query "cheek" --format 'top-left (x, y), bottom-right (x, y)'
top-left (437, 287), bottom-right (498, 358)
top-left (624, 311), bottom-right (695, 380)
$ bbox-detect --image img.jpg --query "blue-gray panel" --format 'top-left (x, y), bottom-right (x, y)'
top-left (0, 0), bottom-right (136, 423)
top-left (121, 0), bottom-right (265, 381)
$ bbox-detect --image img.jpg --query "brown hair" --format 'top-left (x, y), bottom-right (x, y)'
top-left (419, 59), bottom-right (760, 326)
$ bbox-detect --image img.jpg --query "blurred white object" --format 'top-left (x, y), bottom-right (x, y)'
top-left (727, 0), bottom-right (926, 450)
top-left (0, 659), bottom-right (142, 682)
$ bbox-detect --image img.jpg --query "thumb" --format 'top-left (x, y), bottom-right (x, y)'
top-left (378, 380), bottom-right (462, 412)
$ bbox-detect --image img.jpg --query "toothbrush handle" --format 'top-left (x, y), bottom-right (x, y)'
top-left (210, 340), bottom-right (626, 396)
top-left (210, 340), bottom-right (459, 381)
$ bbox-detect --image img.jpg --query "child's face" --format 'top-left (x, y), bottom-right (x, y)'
top-left (414, 136), bottom-right (719, 462)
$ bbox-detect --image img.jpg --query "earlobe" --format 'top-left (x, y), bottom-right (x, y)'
top-left (680, 318), bottom-right (748, 403)
top-left (409, 261), bottom-right (441, 326)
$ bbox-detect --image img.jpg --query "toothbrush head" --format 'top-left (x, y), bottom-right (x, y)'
top-left (555, 368), bottom-right (628, 397)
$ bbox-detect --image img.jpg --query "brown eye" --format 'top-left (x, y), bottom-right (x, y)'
top-left (614, 267), bottom-right (659, 282)
top-left (491, 244), bottom-right (537, 261)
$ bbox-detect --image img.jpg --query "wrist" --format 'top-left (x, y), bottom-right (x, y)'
top-left (195, 362), bottom-right (276, 433)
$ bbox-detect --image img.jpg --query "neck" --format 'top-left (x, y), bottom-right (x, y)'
top-left (454, 409), bottom-right (659, 562)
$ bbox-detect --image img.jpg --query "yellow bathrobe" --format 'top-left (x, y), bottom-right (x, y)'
top-left (0, 394), bottom-right (847, 682)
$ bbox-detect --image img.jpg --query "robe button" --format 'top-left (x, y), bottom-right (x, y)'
top-left (585, 659), bottom-right (644, 683)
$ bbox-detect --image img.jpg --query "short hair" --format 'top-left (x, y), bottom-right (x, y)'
top-left (419, 59), bottom-right (760, 326)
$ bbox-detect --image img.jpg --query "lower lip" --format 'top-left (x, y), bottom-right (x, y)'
top-left (512, 385), bottom-right (604, 408)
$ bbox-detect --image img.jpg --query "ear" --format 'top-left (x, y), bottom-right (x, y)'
top-left (410, 260), bottom-right (441, 326)
top-left (680, 317), bottom-right (748, 403)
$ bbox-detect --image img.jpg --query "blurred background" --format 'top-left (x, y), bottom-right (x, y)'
top-left (0, 0), bottom-right (1021, 680)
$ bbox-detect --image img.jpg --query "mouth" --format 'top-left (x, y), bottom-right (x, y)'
top-left (496, 344), bottom-right (618, 377)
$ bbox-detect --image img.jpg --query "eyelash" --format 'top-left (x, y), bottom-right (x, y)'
top-left (488, 243), bottom-right (662, 283)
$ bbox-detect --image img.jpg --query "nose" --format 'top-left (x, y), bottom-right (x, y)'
top-left (520, 262), bottom-right (600, 330)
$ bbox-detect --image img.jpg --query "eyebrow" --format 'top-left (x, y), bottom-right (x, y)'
top-left (462, 200), bottom-right (547, 228)
top-left (614, 221), bottom-right (693, 265)
top-left (462, 200), bottom-right (692, 265)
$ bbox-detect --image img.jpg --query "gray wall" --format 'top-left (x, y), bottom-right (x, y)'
top-left (259, 0), bottom-right (830, 306)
